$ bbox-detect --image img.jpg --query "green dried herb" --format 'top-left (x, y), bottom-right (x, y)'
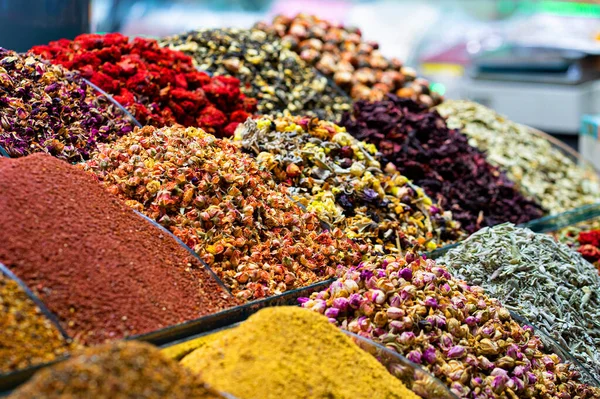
top-left (440, 223), bottom-right (600, 383)
top-left (437, 100), bottom-right (600, 214)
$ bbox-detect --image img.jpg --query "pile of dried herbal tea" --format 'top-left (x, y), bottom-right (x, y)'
top-left (552, 217), bottom-right (600, 274)
top-left (235, 116), bottom-right (463, 254)
top-left (0, 154), bottom-right (237, 345)
top-left (255, 14), bottom-right (441, 106)
top-left (31, 33), bottom-right (257, 136)
top-left (0, 270), bottom-right (74, 374)
top-left (439, 223), bottom-right (600, 383)
top-left (0, 48), bottom-right (134, 162)
top-left (10, 341), bottom-right (226, 399)
top-left (437, 100), bottom-right (600, 214)
top-left (84, 125), bottom-right (361, 301)
top-left (341, 96), bottom-right (544, 233)
top-left (161, 29), bottom-right (351, 121)
top-left (302, 253), bottom-right (600, 398)
top-left (181, 307), bottom-right (421, 399)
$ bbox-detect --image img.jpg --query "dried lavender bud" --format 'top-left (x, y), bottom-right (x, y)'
top-left (162, 29), bottom-right (351, 121)
top-left (0, 48), bottom-right (134, 162)
top-left (235, 116), bottom-right (464, 254)
top-left (437, 100), bottom-right (600, 214)
top-left (440, 223), bottom-right (600, 383)
top-left (340, 96), bottom-right (545, 233)
top-left (303, 253), bottom-right (600, 398)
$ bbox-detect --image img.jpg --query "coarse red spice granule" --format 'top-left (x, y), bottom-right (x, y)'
top-left (0, 154), bottom-right (239, 345)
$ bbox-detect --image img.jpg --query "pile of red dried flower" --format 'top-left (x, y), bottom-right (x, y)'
top-left (340, 96), bottom-right (544, 233)
top-left (31, 33), bottom-right (256, 137)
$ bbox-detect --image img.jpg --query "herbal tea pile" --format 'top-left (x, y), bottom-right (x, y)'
top-left (84, 125), bottom-right (361, 300)
top-left (181, 306), bottom-right (421, 399)
top-left (235, 116), bottom-right (463, 253)
top-left (162, 29), bottom-right (351, 120)
top-left (0, 154), bottom-right (237, 345)
top-left (440, 223), bottom-right (600, 383)
top-left (0, 271), bottom-right (74, 374)
top-left (341, 96), bottom-right (544, 232)
top-left (255, 14), bottom-right (441, 106)
top-left (302, 252), bottom-right (600, 398)
top-left (10, 341), bottom-right (225, 399)
top-left (553, 217), bottom-right (600, 273)
top-left (0, 48), bottom-right (134, 162)
top-left (31, 33), bottom-right (257, 135)
top-left (437, 100), bottom-right (600, 214)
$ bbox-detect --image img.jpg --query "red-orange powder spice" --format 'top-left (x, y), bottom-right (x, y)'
top-left (0, 154), bottom-right (239, 345)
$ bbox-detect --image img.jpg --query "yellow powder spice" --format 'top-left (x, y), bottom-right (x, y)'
top-left (181, 306), bottom-right (420, 399)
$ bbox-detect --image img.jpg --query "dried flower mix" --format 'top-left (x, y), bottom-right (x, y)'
top-left (181, 306), bottom-right (420, 399)
top-left (0, 271), bottom-right (74, 374)
top-left (0, 48), bottom-right (134, 162)
top-left (437, 100), bottom-right (600, 214)
top-left (83, 125), bottom-right (361, 300)
top-left (10, 341), bottom-right (225, 399)
top-left (340, 96), bottom-right (545, 233)
top-left (440, 223), bottom-right (600, 383)
top-left (553, 218), bottom-right (600, 274)
top-left (31, 33), bottom-right (257, 136)
top-left (0, 154), bottom-right (237, 345)
top-left (162, 28), bottom-right (351, 120)
top-left (255, 14), bottom-right (441, 106)
top-left (235, 116), bottom-right (463, 254)
top-left (302, 253), bottom-right (600, 398)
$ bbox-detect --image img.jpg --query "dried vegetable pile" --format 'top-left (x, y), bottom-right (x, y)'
top-left (84, 125), bottom-right (361, 300)
top-left (161, 29), bottom-right (351, 120)
top-left (437, 100), bottom-right (600, 214)
top-left (0, 271), bottom-right (74, 374)
top-left (235, 116), bottom-right (463, 253)
top-left (31, 33), bottom-right (256, 136)
top-left (9, 341), bottom-right (226, 399)
top-left (302, 252), bottom-right (600, 398)
top-left (0, 154), bottom-right (237, 345)
top-left (0, 48), bottom-right (134, 162)
top-left (553, 217), bottom-right (600, 274)
top-left (181, 307), bottom-right (422, 399)
top-left (255, 14), bottom-right (440, 106)
top-left (440, 223), bottom-right (600, 383)
top-left (340, 96), bottom-right (544, 233)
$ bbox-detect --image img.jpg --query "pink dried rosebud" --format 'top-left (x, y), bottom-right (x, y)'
top-left (400, 285), bottom-right (416, 301)
top-left (389, 320), bottom-right (407, 333)
top-left (399, 267), bottom-right (412, 281)
top-left (324, 307), bottom-right (339, 319)
top-left (447, 345), bottom-right (466, 359)
top-left (542, 355), bottom-right (555, 371)
top-left (348, 293), bottom-right (363, 309)
top-left (365, 289), bottom-right (386, 304)
top-left (332, 297), bottom-right (349, 312)
top-left (526, 372), bottom-right (537, 384)
top-left (398, 331), bottom-right (415, 345)
top-left (510, 377), bottom-right (525, 392)
top-left (439, 333), bottom-right (453, 349)
top-left (389, 294), bottom-right (402, 308)
top-left (386, 306), bottom-right (405, 320)
top-left (478, 356), bottom-right (494, 370)
top-left (357, 316), bottom-right (370, 331)
top-left (298, 297), bottom-right (310, 304)
top-left (424, 296), bottom-right (438, 308)
top-left (440, 283), bottom-right (451, 294)
top-left (423, 346), bottom-right (437, 364)
top-left (407, 349), bottom-right (422, 364)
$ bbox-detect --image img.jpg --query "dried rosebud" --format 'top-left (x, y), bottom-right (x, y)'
top-left (407, 349), bottom-right (422, 364)
top-left (447, 345), bottom-right (466, 359)
top-left (386, 306), bottom-right (405, 320)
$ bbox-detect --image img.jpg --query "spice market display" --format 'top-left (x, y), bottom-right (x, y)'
top-left (83, 125), bottom-right (362, 300)
top-left (340, 95), bottom-right (545, 233)
top-left (9, 341), bottom-right (227, 399)
top-left (301, 252), bottom-right (600, 398)
top-left (0, 12), bottom-right (600, 399)
top-left (181, 306), bottom-right (422, 399)
top-left (0, 270), bottom-right (75, 374)
top-left (553, 217), bottom-right (600, 274)
top-left (255, 14), bottom-right (442, 106)
top-left (439, 223), bottom-right (600, 384)
top-left (235, 116), bottom-right (464, 253)
top-left (161, 28), bottom-right (352, 120)
top-left (437, 100), bottom-right (600, 214)
top-left (0, 154), bottom-right (238, 345)
top-left (0, 48), bottom-right (134, 162)
top-left (30, 33), bottom-right (257, 136)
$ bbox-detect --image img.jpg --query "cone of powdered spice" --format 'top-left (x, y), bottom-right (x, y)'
top-left (0, 154), bottom-right (239, 345)
top-left (9, 341), bottom-right (225, 399)
top-left (0, 270), bottom-right (75, 374)
top-left (181, 306), bottom-right (421, 399)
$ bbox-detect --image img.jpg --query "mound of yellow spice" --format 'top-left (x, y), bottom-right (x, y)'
top-left (181, 306), bottom-right (420, 399)
top-left (10, 341), bottom-right (225, 399)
